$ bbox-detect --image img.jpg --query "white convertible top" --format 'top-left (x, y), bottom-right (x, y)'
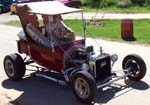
top-left (18, 1), bottom-right (82, 15)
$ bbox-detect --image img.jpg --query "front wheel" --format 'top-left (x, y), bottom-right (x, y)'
top-left (71, 71), bottom-right (96, 104)
top-left (122, 54), bottom-right (146, 81)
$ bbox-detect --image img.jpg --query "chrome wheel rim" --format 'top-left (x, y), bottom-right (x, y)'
top-left (74, 77), bottom-right (90, 99)
top-left (5, 59), bottom-right (15, 77)
top-left (125, 60), bottom-right (140, 77)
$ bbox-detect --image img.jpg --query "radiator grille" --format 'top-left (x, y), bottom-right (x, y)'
top-left (95, 55), bottom-right (111, 82)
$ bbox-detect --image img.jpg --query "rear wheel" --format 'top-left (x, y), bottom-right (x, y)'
top-left (71, 71), bottom-right (96, 104)
top-left (3, 53), bottom-right (26, 80)
top-left (122, 54), bottom-right (146, 81)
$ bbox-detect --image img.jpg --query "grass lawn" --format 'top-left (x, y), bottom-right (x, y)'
top-left (3, 19), bottom-right (150, 45)
top-left (66, 19), bottom-right (150, 44)
top-left (81, 6), bottom-right (150, 13)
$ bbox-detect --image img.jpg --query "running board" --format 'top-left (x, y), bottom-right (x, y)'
top-left (35, 73), bottom-right (67, 85)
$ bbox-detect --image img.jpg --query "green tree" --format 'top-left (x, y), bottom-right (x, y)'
top-left (81, 0), bottom-right (119, 8)
top-left (131, 0), bottom-right (146, 6)
top-left (81, 0), bottom-right (102, 7)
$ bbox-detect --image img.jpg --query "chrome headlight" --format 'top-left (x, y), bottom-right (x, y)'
top-left (111, 54), bottom-right (118, 62)
top-left (81, 63), bottom-right (89, 71)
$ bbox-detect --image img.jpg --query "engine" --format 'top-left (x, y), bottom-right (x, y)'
top-left (64, 45), bottom-right (112, 82)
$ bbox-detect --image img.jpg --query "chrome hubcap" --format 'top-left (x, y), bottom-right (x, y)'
top-left (126, 60), bottom-right (140, 77)
top-left (5, 59), bottom-right (15, 77)
top-left (74, 77), bottom-right (90, 99)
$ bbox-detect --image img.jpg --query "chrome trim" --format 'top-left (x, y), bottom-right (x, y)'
top-left (89, 60), bottom-right (96, 78)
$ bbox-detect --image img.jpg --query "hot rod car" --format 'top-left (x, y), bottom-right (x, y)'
top-left (3, 1), bottom-right (147, 104)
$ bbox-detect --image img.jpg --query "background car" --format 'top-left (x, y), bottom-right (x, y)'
top-left (0, 0), bottom-right (14, 14)
top-left (10, 0), bottom-right (81, 14)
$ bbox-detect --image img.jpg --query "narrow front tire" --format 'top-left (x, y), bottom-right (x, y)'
top-left (122, 54), bottom-right (146, 81)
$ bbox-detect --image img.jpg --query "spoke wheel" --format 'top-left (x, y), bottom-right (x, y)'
top-left (122, 54), bottom-right (146, 81)
top-left (71, 71), bottom-right (96, 104)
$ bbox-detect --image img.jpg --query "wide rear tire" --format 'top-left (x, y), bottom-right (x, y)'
top-left (71, 71), bottom-right (96, 104)
top-left (3, 53), bottom-right (26, 80)
top-left (122, 54), bottom-right (146, 81)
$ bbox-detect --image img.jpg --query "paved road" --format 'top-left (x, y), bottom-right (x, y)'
top-left (0, 25), bottom-right (150, 105)
top-left (0, 12), bottom-right (150, 23)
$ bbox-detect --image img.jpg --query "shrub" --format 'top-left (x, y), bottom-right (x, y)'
top-left (81, 0), bottom-right (102, 7)
top-left (101, 0), bottom-right (118, 7)
top-left (81, 0), bottom-right (149, 7)
top-left (81, 0), bottom-right (119, 8)
top-left (145, 0), bottom-right (150, 4)
top-left (117, 0), bottom-right (132, 8)
top-left (131, 0), bottom-right (146, 6)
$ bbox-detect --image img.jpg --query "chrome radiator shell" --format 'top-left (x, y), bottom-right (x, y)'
top-left (89, 52), bottom-right (111, 82)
